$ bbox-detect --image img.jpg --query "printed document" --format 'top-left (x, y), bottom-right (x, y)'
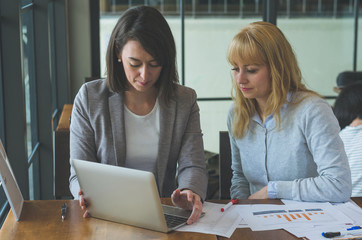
top-left (176, 202), bottom-right (243, 238)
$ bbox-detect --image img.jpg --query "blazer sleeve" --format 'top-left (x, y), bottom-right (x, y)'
top-left (176, 89), bottom-right (208, 201)
top-left (69, 84), bottom-right (98, 199)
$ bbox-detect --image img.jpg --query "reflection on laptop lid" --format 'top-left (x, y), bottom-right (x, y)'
top-left (71, 159), bottom-right (201, 233)
top-left (0, 140), bottom-right (24, 221)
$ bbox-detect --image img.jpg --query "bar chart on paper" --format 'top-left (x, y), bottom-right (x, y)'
top-left (240, 202), bottom-right (354, 231)
top-left (253, 208), bottom-right (328, 224)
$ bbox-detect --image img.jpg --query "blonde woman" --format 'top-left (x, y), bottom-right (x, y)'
top-left (227, 21), bottom-right (351, 202)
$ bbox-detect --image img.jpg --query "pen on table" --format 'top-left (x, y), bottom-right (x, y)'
top-left (322, 226), bottom-right (362, 238)
top-left (333, 235), bottom-right (362, 240)
top-left (221, 199), bottom-right (238, 212)
top-left (61, 203), bottom-right (67, 222)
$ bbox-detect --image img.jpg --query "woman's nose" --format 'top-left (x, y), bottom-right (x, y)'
top-left (235, 71), bottom-right (247, 84)
top-left (140, 65), bottom-right (150, 80)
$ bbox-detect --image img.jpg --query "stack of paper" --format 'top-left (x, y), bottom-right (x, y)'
top-left (283, 200), bottom-right (362, 240)
top-left (176, 202), bottom-right (244, 238)
top-left (239, 202), bottom-right (353, 230)
top-left (238, 200), bottom-right (362, 240)
top-left (176, 199), bottom-right (362, 240)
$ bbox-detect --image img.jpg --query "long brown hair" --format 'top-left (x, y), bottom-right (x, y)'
top-left (106, 6), bottom-right (179, 103)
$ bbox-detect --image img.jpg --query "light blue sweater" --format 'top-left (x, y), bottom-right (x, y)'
top-left (227, 92), bottom-right (352, 202)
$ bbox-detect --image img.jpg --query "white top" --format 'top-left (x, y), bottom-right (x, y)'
top-left (340, 124), bottom-right (362, 197)
top-left (124, 99), bottom-right (160, 172)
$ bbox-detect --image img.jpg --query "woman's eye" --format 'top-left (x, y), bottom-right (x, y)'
top-left (130, 63), bottom-right (141, 68)
top-left (231, 67), bottom-right (239, 72)
top-left (246, 69), bottom-right (257, 73)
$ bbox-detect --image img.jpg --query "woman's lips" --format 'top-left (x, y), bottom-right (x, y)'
top-left (240, 87), bottom-right (252, 92)
top-left (138, 81), bottom-right (148, 86)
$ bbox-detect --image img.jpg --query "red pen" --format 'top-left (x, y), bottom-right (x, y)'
top-left (221, 199), bottom-right (238, 212)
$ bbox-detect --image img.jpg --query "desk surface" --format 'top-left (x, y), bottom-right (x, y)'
top-left (1, 198), bottom-right (361, 240)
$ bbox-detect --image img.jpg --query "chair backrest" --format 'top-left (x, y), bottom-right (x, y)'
top-left (54, 104), bottom-right (73, 199)
top-left (219, 131), bottom-right (232, 200)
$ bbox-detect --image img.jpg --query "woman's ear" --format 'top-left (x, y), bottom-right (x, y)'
top-left (115, 45), bottom-right (122, 61)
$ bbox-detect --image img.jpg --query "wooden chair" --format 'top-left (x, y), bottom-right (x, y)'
top-left (219, 131), bottom-right (232, 200)
top-left (54, 104), bottom-right (73, 199)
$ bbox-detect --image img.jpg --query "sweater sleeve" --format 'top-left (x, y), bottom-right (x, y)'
top-left (276, 97), bottom-right (352, 202)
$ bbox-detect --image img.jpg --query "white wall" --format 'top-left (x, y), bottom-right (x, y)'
top-left (68, 0), bottom-right (92, 101)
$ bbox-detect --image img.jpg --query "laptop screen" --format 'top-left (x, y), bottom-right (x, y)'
top-left (72, 159), bottom-right (170, 232)
top-left (0, 140), bottom-right (24, 221)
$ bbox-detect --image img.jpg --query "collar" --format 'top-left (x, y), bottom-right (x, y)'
top-left (252, 92), bottom-right (292, 127)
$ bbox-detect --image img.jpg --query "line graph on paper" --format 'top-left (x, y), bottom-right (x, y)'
top-left (252, 208), bottom-right (331, 224)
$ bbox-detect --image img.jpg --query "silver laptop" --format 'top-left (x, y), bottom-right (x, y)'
top-left (0, 140), bottom-right (24, 221)
top-left (72, 159), bottom-right (203, 233)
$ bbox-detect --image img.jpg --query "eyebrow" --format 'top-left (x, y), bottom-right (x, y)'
top-left (244, 64), bottom-right (263, 67)
top-left (128, 57), bottom-right (141, 62)
top-left (128, 57), bottom-right (158, 63)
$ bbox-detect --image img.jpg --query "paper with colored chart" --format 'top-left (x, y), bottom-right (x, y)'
top-left (283, 200), bottom-right (362, 240)
top-left (240, 202), bottom-right (353, 231)
top-left (177, 202), bottom-right (244, 238)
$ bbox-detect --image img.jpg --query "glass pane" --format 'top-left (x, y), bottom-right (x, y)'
top-left (48, 2), bottom-right (58, 127)
top-left (277, 0), bottom-right (358, 101)
top-left (100, 17), bottom-right (115, 77)
top-left (21, 10), bottom-right (38, 158)
top-left (198, 100), bottom-right (232, 153)
top-left (28, 153), bottom-right (40, 200)
top-left (21, 9), bottom-right (38, 200)
top-left (0, 16), bottom-right (4, 142)
top-left (0, 184), bottom-right (9, 228)
top-left (21, 0), bottom-right (33, 7)
top-left (0, 10), bottom-right (6, 227)
top-left (182, 18), bottom-right (254, 98)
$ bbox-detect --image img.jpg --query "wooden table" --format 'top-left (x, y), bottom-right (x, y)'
top-left (0, 199), bottom-right (215, 240)
top-left (1, 198), bottom-right (361, 240)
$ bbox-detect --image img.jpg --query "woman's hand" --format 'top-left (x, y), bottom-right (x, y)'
top-left (248, 186), bottom-right (268, 199)
top-left (171, 189), bottom-right (203, 225)
top-left (78, 190), bottom-right (90, 218)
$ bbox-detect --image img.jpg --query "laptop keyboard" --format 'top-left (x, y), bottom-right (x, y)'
top-left (164, 213), bottom-right (188, 229)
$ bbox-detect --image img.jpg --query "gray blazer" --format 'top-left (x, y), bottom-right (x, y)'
top-left (69, 79), bottom-right (208, 200)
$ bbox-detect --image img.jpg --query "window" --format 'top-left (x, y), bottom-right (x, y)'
top-left (49, 2), bottom-right (58, 128)
top-left (0, 0), bottom-right (27, 227)
top-left (0, 3), bottom-right (8, 226)
top-left (277, 0), bottom-right (361, 105)
top-left (20, 1), bottom-right (40, 201)
top-left (0, 186), bottom-right (8, 228)
top-left (99, 0), bottom-right (361, 153)
top-left (0, 0), bottom-right (69, 226)
top-left (0, 7), bottom-right (3, 144)
top-left (99, 0), bottom-right (263, 152)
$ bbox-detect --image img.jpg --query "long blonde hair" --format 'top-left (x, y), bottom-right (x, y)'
top-left (227, 21), bottom-right (315, 138)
